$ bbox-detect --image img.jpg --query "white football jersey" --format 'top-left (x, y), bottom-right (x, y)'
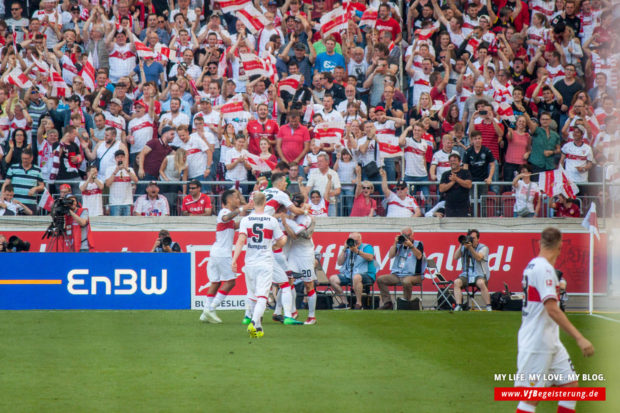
top-left (518, 257), bottom-right (561, 353)
top-left (211, 208), bottom-right (235, 257)
top-left (385, 192), bottom-right (419, 217)
top-left (285, 215), bottom-right (315, 258)
top-left (431, 149), bottom-right (458, 181)
top-left (562, 141), bottom-right (594, 184)
top-left (403, 137), bottom-right (428, 177)
top-left (263, 187), bottom-right (293, 216)
top-left (238, 213), bottom-right (284, 266)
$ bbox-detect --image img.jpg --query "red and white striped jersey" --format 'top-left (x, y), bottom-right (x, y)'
top-left (385, 192), bottom-right (419, 217)
top-left (211, 208), bottom-right (236, 257)
top-left (562, 141), bottom-right (594, 183)
top-left (109, 43), bottom-right (136, 81)
top-left (104, 110), bottom-right (126, 140)
top-left (263, 187), bottom-right (294, 216)
top-left (238, 213), bottom-right (285, 266)
top-left (431, 149), bottom-right (458, 180)
top-left (591, 53), bottom-right (618, 89)
top-left (309, 198), bottom-right (328, 217)
top-left (545, 63), bottom-right (565, 84)
top-left (402, 137), bottom-right (428, 177)
top-left (128, 114), bottom-right (154, 154)
top-left (410, 70), bottom-right (431, 103)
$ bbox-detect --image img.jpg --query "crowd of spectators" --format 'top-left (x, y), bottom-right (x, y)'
top-left (0, 0), bottom-right (617, 218)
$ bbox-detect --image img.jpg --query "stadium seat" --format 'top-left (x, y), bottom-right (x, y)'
top-left (483, 192), bottom-right (497, 217)
top-left (501, 192), bottom-right (516, 218)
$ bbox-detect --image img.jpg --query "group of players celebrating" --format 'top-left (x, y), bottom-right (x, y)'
top-left (199, 173), bottom-right (317, 337)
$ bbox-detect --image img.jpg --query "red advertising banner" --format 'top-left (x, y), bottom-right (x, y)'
top-left (7, 230), bottom-right (608, 298)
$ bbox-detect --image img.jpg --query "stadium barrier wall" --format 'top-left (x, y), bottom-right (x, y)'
top-left (0, 217), bottom-right (609, 310)
top-left (0, 253), bottom-right (191, 310)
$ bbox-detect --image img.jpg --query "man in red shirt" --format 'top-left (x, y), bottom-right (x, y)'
top-left (276, 110), bottom-right (310, 175)
top-left (247, 103), bottom-right (279, 156)
top-left (181, 180), bottom-right (213, 216)
top-left (473, 103), bottom-right (504, 193)
top-left (375, 4), bottom-right (402, 43)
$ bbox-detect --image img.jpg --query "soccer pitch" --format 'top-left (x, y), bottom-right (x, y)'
top-left (0, 311), bottom-right (617, 412)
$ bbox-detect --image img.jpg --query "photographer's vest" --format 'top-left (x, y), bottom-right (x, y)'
top-left (390, 241), bottom-right (424, 277)
top-left (340, 243), bottom-right (376, 280)
top-left (66, 207), bottom-right (93, 252)
top-left (460, 243), bottom-right (489, 279)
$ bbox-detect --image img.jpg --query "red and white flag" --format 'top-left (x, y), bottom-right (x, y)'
top-left (538, 165), bottom-right (579, 198)
top-left (320, 7), bottom-right (348, 37)
top-left (262, 54), bottom-right (278, 83)
top-left (218, 48), bottom-right (228, 77)
top-left (344, 1), bottom-right (367, 15)
top-left (236, 6), bottom-right (269, 34)
top-left (220, 97), bottom-right (245, 121)
top-left (154, 44), bottom-right (177, 62)
top-left (496, 102), bottom-right (515, 123)
top-left (12, 26), bottom-right (17, 53)
top-left (581, 203), bottom-right (600, 240)
top-left (277, 74), bottom-right (301, 96)
top-left (415, 23), bottom-right (440, 41)
top-left (215, 0), bottom-right (251, 13)
top-left (240, 53), bottom-right (270, 78)
top-left (49, 68), bottom-right (69, 98)
top-left (32, 57), bottom-right (50, 74)
top-left (245, 152), bottom-right (277, 173)
top-left (6, 67), bottom-right (33, 89)
top-left (314, 120), bottom-right (345, 146)
top-left (80, 53), bottom-right (96, 91)
top-left (359, 9), bottom-right (377, 28)
top-left (38, 188), bottom-right (54, 212)
top-left (135, 40), bottom-right (155, 59)
top-left (377, 135), bottom-right (402, 158)
top-left (465, 37), bottom-right (481, 57)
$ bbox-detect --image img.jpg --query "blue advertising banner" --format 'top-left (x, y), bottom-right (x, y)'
top-left (0, 253), bottom-right (191, 310)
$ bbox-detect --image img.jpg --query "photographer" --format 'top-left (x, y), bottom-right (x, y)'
top-left (65, 195), bottom-right (93, 252)
top-left (377, 227), bottom-right (424, 310)
top-left (328, 232), bottom-right (376, 310)
top-left (151, 229), bottom-right (181, 253)
top-left (453, 229), bottom-right (492, 311)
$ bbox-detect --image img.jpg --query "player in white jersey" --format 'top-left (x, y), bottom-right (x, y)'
top-left (282, 193), bottom-right (318, 325)
top-left (232, 192), bottom-right (287, 338)
top-left (263, 172), bottom-right (308, 217)
top-left (515, 228), bottom-right (594, 413)
top-left (200, 190), bottom-right (249, 323)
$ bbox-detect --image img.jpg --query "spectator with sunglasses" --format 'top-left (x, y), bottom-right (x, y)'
top-left (379, 169), bottom-right (422, 218)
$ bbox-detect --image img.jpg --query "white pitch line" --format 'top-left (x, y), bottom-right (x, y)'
top-left (590, 314), bottom-right (620, 324)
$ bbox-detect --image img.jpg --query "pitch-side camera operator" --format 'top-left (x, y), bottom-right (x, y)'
top-left (66, 195), bottom-right (93, 252)
top-left (453, 229), bottom-right (492, 311)
top-left (151, 229), bottom-right (181, 252)
top-left (328, 232), bottom-right (376, 310)
top-left (377, 226), bottom-right (424, 309)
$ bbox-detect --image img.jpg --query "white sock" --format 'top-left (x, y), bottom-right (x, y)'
top-left (517, 401), bottom-right (536, 412)
top-left (210, 290), bottom-right (228, 311)
top-left (274, 288), bottom-right (283, 316)
top-left (307, 289), bottom-right (317, 318)
top-left (280, 284), bottom-right (292, 318)
top-left (204, 295), bottom-right (215, 313)
top-left (253, 296), bottom-right (267, 328)
top-left (291, 286), bottom-right (297, 313)
top-left (245, 297), bottom-right (256, 318)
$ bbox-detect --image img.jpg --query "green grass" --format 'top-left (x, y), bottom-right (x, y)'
top-left (0, 311), bottom-right (617, 413)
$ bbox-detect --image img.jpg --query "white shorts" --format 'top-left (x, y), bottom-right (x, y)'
top-left (244, 264), bottom-right (273, 299)
top-left (288, 254), bottom-right (316, 283)
top-left (206, 256), bottom-right (235, 282)
top-left (515, 344), bottom-right (576, 387)
top-left (272, 252), bottom-right (290, 284)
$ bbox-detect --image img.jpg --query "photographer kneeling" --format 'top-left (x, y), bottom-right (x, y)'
top-left (329, 232), bottom-right (376, 310)
top-left (152, 229), bottom-right (181, 252)
top-left (453, 229), bottom-right (491, 311)
top-left (377, 227), bottom-right (424, 310)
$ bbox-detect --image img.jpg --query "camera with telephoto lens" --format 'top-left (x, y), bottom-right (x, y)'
top-left (161, 236), bottom-right (172, 247)
top-left (458, 234), bottom-right (474, 245)
top-left (397, 235), bottom-right (406, 244)
top-left (7, 236), bottom-right (30, 252)
top-left (346, 238), bottom-right (356, 248)
top-left (52, 196), bottom-right (74, 218)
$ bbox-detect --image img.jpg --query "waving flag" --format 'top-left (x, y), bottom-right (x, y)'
top-left (320, 7), bottom-right (348, 37)
top-left (135, 40), bottom-right (155, 59)
top-left (496, 102), bottom-right (516, 123)
top-left (49, 68), bottom-right (68, 98)
top-left (277, 74), bottom-right (301, 96)
top-left (314, 120), bottom-right (345, 146)
top-left (6, 67), bottom-right (33, 89)
top-left (38, 188), bottom-right (54, 213)
top-left (220, 97), bottom-right (245, 121)
top-left (32, 57), bottom-right (50, 74)
top-left (581, 203), bottom-right (600, 240)
top-left (154, 44), bottom-right (177, 62)
top-left (538, 165), bottom-right (579, 198)
top-left (359, 9), bottom-right (378, 28)
top-left (377, 135), bottom-right (402, 158)
top-left (215, 0), bottom-right (251, 13)
top-left (246, 152), bottom-right (276, 173)
top-left (414, 23), bottom-right (440, 41)
top-left (240, 53), bottom-right (270, 78)
top-left (80, 53), bottom-right (96, 91)
top-left (236, 7), bottom-right (269, 34)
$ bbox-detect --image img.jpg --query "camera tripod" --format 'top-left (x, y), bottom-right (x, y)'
top-left (43, 214), bottom-right (72, 252)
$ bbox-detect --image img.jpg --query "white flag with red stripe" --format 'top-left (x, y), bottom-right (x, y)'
top-left (154, 44), bottom-right (177, 63)
top-left (581, 203), bottom-right (600, 240)
top-left (38, 187), bottom-right (54, 212)
top-left (414, 22), bottom-right (440, 41)
top-left (135, 40), bottom-right (155, 59)
top-left (240, 53), bottom-right (270, 78)
top-left (359, 9), bottom-right (377, 28)
top-left (49, 68), bottom-right (68, 98)
top-left (220, 97), bottom-right (245, 121)
top-left (314, 120), bottom-right (345, 146)
top-left (218, 47), bottom-right (228, 77)
top-left (80, 53), bottom-right (96, 91)
top-left (377, 135), bottom-right (402, 158)
top-left (538, 165), bottom-right (579, 198)
top-left (215, 0), bottom-right (251, 13)
top-left (496, 102), bottom-right (516, 123)
top-left (277, 74), bottom-right (301, 96)
top-left (245, 152), bottom-right (277, 173)
top-left (32, 57), bottom-right (50, 74)
top-left (465, 37), bottom-right (481, 57)
top-left (236, 6), bottom-right (269, 34)
top-left (6, 67), bottom-right (33, 89)
top-left (320, 7), bottom-right (348, 37)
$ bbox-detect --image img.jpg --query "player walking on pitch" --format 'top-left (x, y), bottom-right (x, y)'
top-left (233, 192), bottom-right (287, 338)
top-left (515, 227), bottom-right (594, 413)
top-left (200, 190), bottom-right (249, 323)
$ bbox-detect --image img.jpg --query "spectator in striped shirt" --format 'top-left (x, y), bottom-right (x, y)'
top-left (1, 148), bottom-right (44, 214)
